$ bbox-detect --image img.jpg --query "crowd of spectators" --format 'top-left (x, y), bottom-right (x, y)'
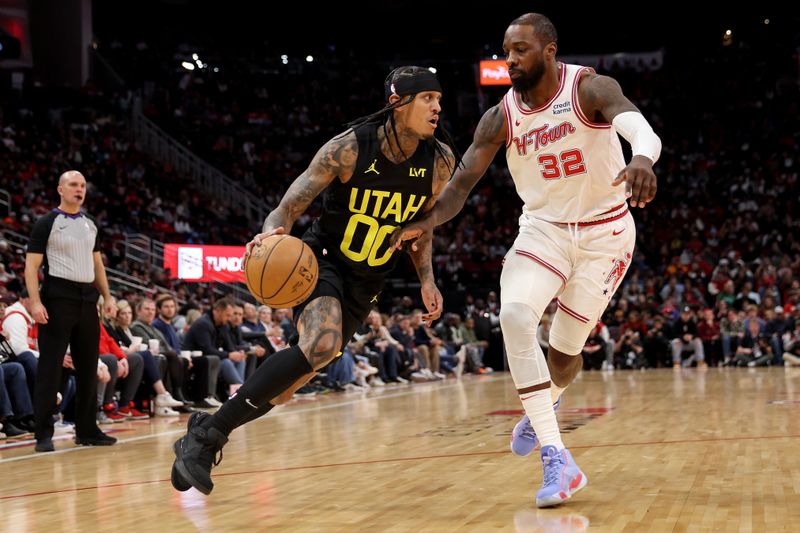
top-left (1, 28), bottom-right (799, 442)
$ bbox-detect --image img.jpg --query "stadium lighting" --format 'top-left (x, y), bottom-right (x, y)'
top-left (192, 53), bottom-right (199, 60)
top-left (764, 19), bottom-right (769, 24)
top-left (181, 61), bottom-right (195, 71)
top-left (428, 67), bottom-right (437, 74)
top-left (306, 55), bottom-right (314, 62)
top-left (492, 54), bottom-right (498, 60)
top-left (725, 29), bottom-right (732, 36)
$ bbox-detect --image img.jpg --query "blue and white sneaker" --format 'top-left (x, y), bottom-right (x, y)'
top-left (535, 445), bottom-right (587, 508)
top-left (510, 398), bottom-right (561, 456)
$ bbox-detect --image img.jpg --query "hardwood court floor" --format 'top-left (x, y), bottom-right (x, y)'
top-left (1, 367), bottom-right (800, 532)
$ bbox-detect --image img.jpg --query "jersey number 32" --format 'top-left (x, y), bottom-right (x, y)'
top-left (537, 149), bottom-right (587, 180)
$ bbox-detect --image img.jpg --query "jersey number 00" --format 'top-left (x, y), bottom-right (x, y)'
top-left (340, 214), bottom-right (397, 267)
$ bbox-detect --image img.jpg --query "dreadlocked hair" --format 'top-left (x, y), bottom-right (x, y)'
top-left (343, 66), bottom-right (463, 176)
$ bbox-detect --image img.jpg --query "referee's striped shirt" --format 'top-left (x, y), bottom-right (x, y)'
top-left (27, 208), bottom-right (100, 283)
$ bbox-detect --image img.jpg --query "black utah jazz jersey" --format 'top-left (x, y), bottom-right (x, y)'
top-left (306, 123), bottom-right (435, 275)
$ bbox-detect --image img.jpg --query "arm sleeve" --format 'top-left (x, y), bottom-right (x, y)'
top-left (611, 111), bottom-right (662, 164)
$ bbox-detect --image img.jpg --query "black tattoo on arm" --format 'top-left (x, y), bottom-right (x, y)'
top-left (297, 296), bottom-right (344, 369)
top-left (428, 142), bottom-right (456, 206)
top-left (408, 233), bottom-right (434, 285)
top-left (577, 73), bottom-right (639, 124)
top-left (262, 131), bottom-right (358, 233)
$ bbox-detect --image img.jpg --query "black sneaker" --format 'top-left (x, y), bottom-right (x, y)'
top-left (170, 413), bottom-right (205, 496)
top-left (172, 411), bottom-right (227, 495)
top-left (171, 463), bottom-right (192, 492)
top-left (75, 431), bottom-right (117, 446)
top-left (35, 439), bottom-right (55, 452)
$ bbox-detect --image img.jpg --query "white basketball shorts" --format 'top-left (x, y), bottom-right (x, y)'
top-left (500, 209), bottom-right (636, 355)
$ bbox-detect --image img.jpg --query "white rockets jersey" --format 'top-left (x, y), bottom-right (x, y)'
top-left (502, 62), bottom-right (628, 224)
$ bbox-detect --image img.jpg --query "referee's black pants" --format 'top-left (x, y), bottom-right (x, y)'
top-left (35, 298), bottom-right (100, 441)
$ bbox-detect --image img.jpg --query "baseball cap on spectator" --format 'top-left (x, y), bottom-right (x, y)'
top-left (775, 306), bottom-right (784, 314)
top-left (682, 306), bottom-right (691, 313)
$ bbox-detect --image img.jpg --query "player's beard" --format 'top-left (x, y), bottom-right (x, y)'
top-left (511, 60), bottom-right (546, 93)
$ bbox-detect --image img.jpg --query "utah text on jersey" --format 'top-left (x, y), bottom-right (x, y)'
top-left (341, 187), bottom-right (427, 266)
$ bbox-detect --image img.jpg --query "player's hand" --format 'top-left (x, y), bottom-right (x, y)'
top-left (612, 155), bottom-right (657, 208)
top-left (420, 281), bottom-right (443, 325)
top-left (243, 227), bottom-right (286, 264)
top-left (389, 218), bottom-right (434, 251)
top-left (31, 302), bottom-right (49, 324)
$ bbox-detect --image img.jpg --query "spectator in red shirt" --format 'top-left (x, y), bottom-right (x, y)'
top-left (97, 321), bottom-right (147, 421)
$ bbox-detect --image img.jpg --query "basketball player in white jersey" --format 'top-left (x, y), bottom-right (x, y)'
top-left (391, 13), bottom-right (661, 507)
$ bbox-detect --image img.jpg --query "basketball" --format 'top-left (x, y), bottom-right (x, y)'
top-left (244, 234), bottom-right (318, 308)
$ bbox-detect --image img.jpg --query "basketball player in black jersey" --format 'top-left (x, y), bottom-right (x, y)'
top-left (171, 66), bottom-right (460, 495)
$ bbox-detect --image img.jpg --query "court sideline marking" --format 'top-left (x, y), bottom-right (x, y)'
top-left (0, 375), bottom-right (507, 465)
top-left (2, 432), bottom-right (799, 501)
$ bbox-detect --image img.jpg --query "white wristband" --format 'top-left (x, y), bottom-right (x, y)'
top-left (612, 111), bottom-right (661, 164)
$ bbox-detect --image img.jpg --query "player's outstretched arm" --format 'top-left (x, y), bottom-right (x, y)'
top-left (578, 73), bottom-right (661, 208)
top-left (246, 131), bottom-right (358, 255)
top-left (390, 104), bottom-right (505, 249)
top-left (429, 104), bottom-right (506, 225)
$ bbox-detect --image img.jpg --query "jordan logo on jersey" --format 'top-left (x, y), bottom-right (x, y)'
top-left (511, 121), bottom-right (576, 156)
top-left (365, 159), bottom-right (380, 175)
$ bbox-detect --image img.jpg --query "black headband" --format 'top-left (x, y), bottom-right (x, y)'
top-left (385, 70), bottom-right (442, 100)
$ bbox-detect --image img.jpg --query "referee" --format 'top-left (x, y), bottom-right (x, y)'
top-left (25, 170), bottom-right (118, 452)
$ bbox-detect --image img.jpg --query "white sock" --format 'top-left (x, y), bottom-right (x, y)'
top-left (551, 384), bottom-right (566, 405)
top-left (521, 388), bottom-right (564, 450)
